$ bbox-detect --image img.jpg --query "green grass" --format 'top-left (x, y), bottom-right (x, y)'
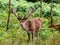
top-left (0, 14), bottom-right (60, 45)
top-left (0, 31), bottom-right (60, 45)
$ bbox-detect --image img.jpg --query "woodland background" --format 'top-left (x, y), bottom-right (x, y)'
top-left (0, 0), bottom-right (60, 45)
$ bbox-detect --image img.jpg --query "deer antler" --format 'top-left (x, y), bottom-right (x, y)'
top-left (11, 7), bottom-right (34, 20)
top-left (11, 8), bottom-right (22, 20)
top-left (24, 7), bottom-right (35, 20)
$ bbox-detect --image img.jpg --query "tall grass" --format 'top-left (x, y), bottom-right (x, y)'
top-left (0, 31), bottom-right (60, 45)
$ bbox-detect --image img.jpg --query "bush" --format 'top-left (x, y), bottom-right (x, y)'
top-left (43, 0), bottom-right (60, 3)
top-left (39, 28), bottom-right (54, 40)
top-left (26, 0), bottom-right (39, 2)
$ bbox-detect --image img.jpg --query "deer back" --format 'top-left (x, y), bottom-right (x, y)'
top-left (21, 18), bottom-right (42, 32)
top-left (25, 18), bottom-right (42, 31)
top-left (31, 18), bottom-right (42, 31)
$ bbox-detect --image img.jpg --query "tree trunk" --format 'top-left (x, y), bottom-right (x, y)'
top-left (50, 0), bottom-right (53, 28)
top-left (6, 0), bottom-right (11, 31)
top-left (40, 0), bottom-right (42, 17)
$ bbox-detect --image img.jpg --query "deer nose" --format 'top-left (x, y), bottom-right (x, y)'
top-left (21, 23), bottom-right (24, 26)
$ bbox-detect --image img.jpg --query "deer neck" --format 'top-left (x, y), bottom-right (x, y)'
top-left (20, 20), bottom-right (30, 33)
top-left (20, 21), bottom-right (27, 30)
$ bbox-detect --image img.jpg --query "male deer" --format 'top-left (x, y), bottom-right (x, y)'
top-left (11, 8), bottom-right (42, 42)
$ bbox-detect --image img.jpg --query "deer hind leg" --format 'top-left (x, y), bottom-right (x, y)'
top-left (35, 30), bottom-right (39, 41)
top-left (35, 31), bottom-right (38, 37)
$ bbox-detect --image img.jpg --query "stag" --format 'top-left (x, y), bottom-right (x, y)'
top-left (11, 7), bottom-right (42, 42)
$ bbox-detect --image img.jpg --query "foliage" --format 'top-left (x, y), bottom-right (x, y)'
top-left (0, 0), bottom-right (60, 45)
top-left (43, 0), bottom-right (60, 3)
top-left (39, 28), bottom-right (53, 40)
top-left (53, 16), bottom-right (60, 24)
top-left (0, 0), bottom-right (60, 18)
top-left (26, 0), bottom-right (40, 2)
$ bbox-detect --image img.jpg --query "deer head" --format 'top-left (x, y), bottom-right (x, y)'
top-left (11, 7), bottom-right (34, 23)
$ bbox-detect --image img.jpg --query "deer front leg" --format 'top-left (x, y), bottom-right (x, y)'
top-left (27, 32), bottom-right (30, 42)
top-left (31, 32), bottom-right (33, 41)
top-left (32, 31), bottom-right (35, 41)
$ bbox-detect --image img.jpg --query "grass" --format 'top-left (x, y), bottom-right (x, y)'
top-left (0, 13), bottom-right (60, 45)
top-left (0, 31), bottom-right (60, 45)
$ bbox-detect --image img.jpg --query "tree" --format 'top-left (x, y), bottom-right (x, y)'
top-left (50, 0), bottom-right (53, 28)
top-left (6, 0), bottom-right (11, 30)
top-left (40, 0), bottom-right (42, 17)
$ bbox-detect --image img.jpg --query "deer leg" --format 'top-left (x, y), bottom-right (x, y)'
top-left (35, 30), bottom-right (39, 37)
top-left (32, 31), bottom-right (35, 41)
top-left (32, 32), bottom-right (33, 41)
top-left (35, 30), bottom-right (39, 41)
top-left (35, 31), bottom-right (38, 37)
top-left (27, 32), bottom-right (30, 42)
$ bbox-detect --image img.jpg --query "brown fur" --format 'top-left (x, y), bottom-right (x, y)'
top-left (49, 24), bottom-right (60, 30)
top-left (20, 18), bottom-right (42, 32)
top-left (20, 18), bottom-right (42, 42)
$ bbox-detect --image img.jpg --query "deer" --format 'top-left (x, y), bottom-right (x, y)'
top-left (49, 24), bottom-right (60, 31)
top-left (11, 7), bottom-right (42, 42)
